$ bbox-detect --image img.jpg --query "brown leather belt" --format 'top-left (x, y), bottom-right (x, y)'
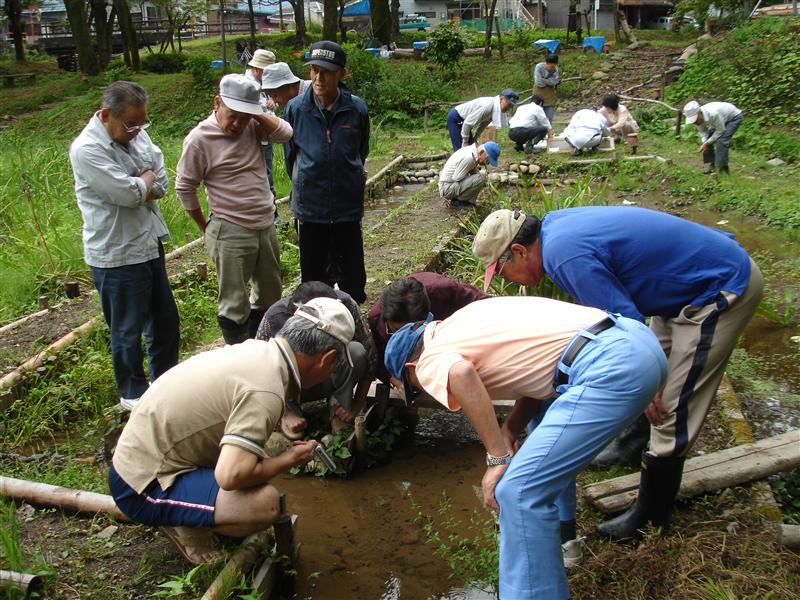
top-left (556, 317), bottom-right (616, 386)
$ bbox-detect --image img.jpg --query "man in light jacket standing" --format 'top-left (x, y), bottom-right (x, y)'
top-left (684, 100), bottom-right (743, 174)
top-left (283, 41), bottom-right (371, 304)
top-left (446, 89), bottom-right (518, 152)
top-left (176, 74), bottom-right (293, 344)
top-left (69, 81), bottom-right (179, 412)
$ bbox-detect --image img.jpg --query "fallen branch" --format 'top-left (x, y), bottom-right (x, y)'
top-left (0, 476), bottom-right (128, 521)
top-left (201, 531), bottom-right (270, 600)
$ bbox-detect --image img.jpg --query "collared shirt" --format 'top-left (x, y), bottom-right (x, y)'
top-left (415, 297), bottom-right (606, 409)
top-left (112, 338), bottom-right (300, 493)
top-left (439, 144), bottom-right (480, 188)
top-left (509, 102), bottom-right (552, 130)
top-left (455, 96), bottom-right (507, 144)
top-left (698, 102), bottom-right (742, 144)
top-left (175, 112), bottom-right (293, 230)
top-left (69, 113), bottom-right (169, 268)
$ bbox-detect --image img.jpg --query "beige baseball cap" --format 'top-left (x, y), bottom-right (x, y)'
top-left (293, 297), bottom-right (356, 365)
top-left (472, 209), bottom-right (527, 291)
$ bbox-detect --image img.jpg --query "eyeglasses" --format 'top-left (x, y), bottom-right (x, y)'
top-left (122, 120), bottom-right (151, 133)
top-left (496, 248), bottom-right (513, 277)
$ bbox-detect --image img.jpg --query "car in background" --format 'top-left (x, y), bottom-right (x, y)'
top-left (648, 15), bottom-right (699, 30)
top-left (399, 14), bottom-right (430, 31)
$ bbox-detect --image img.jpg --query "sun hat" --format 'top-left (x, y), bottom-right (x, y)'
top-left (384, 315), bottom-right (433, 406)
top-left (305, 40), bottom-right (346, 71)
top-left (482, 141), bottom-right (501, 167)
top-left (683, 100), bottom-right (701, 124)
top-left (472, 209), bottom-right (528, 291)
top-left (500, 88), bottom-right (519, 105)
top-left (261, 62), bottom-right (301, 91)
top-left (248, 49), bottom-right (277, 70)
top-left (293, 297), bottom-right (356, 366)
top-left (218, 74), bottom-right (263, 115)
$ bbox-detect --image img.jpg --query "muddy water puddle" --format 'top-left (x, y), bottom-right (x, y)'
top-left (275, 411), bottom-right (494, 600)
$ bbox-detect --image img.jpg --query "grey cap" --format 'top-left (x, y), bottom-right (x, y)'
top-left (218, 74), bottom-right (262, 116)
top-left (261, 62), bottom-right (302, 91)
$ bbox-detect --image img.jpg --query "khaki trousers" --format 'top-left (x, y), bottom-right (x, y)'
top-left (648, 258), bottom-right (763, 457)
top-left (439, 172), bottom-right (487, 204)
top-left (205, 217), bottom-right (282, 325)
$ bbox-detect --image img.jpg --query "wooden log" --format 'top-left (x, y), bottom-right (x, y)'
top-left (64, 281), bottom-right (80, 299)
top-left (200, 530), bottom-right (269, 600)
top-left (164, 237), bottom-right (204, 261)
top-left (0, 317), bottom-right (100, 397)
top-left (365, 155), bottom-right (405, 190)
top-left (0, 307), bottom-right (51, 336)
top-left (777, 524), bottom-right (800, 550)
top-left (251, 556), bottom-right (279, 596)
top-left (584, 429), bottom-right (800, 514)
top-left (0, 570), bottom-right (43, 596)
top-left (0, 476), bottom-right (128, 520)
top-left (37, 295), bottom-right (49, 310)
top-left (403, 152), bottom-right (449, 163)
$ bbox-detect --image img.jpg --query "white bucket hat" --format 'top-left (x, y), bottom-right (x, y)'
top-left (261, 62), bottom-right (301, 91)
top-left (248, 49), bottom-right (277, 70)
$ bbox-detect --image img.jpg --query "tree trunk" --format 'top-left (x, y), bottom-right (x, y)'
top-left (390, 0), bottom-right (400, 39)
top-left (613, 1), bottom-right (621, 43)
top-left (291, 0), bottom-right (307, 47)
top-left (64, 0), bottom-right (100, 75)
top-left (484, 0), bottom-right (498, 58)
top-left (370, 0), bottom-right (391, 45)
top-left (90, 0), bottom-right (113, 68)
top-left (246, 0), bottom-right (257, 50)
top-left (114, 0), bottom-right (140, 70)
top-left (323, 0), bottom-right (338, 41)
top-left (495, 11), bottom-right (503, 59)
top-left (337, 0), bottom-right (348, 42)
top-left (5, 0), bottom-right (25, 63)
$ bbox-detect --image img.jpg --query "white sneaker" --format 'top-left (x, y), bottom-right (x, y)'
top-left (562, 536), bottom-right (584, 569)
top-left (119, 397), bottom-right (140, 412)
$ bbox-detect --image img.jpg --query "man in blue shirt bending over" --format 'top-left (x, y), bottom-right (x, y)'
top-left (473, 206), bottom-right (762, 542)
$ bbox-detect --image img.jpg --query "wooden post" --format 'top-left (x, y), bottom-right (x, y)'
top-left (274, 493), bottom-right (296, 596)
top-left (64, 281), bottom-right (80, 299)
top-left (196, 262), bottom-right (208, 280)
top-left (675, 109), bottom-right (682, 139)
top-left (424, 99), bottom-right (429, 132)
top-left (37, 295), bottom-right (49, 310)
top-left (354, 415), bottom-right (367, 468)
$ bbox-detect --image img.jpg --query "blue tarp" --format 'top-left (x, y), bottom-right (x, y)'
top-left (342, 0), bottom-right (370, 16)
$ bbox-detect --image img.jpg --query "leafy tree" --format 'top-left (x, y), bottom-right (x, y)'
top-left (113, 0), bottom-right (139, 70)
top-left (323, 0), bottom-right (337, 40)
top-left (286, 0), bottom-right (307, 47)
top-left (426, 20), bottom-right (466, 77)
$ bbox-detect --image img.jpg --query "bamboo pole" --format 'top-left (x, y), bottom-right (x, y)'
top-left (200, 531), bottom-right (270, 600)
top-left (365, 155), bottom-right (405, 190)
top-left (0, 570), bottom-right (42, 596)
top-left (0, 317), bottom-right (100, 397)
top-left (0, 476), bottom-right (127, 521)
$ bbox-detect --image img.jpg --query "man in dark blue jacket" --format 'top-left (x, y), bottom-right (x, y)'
top-left (473, 206), bottom-right (763, 544)
top-left (283, 41), bottom-right (370, 303)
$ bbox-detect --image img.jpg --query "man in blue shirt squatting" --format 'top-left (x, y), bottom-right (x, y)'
top-left (472, 207), bottom-right (763, 586)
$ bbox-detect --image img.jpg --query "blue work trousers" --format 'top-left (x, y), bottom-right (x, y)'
top-left (495, 316), bottom-right (667, 599)
top-left (446, 107), bottom-right (473, 152)
top-left (91, 243), bottom-right (180, 400)
top-left (703, 113), bottom-right (743, 171)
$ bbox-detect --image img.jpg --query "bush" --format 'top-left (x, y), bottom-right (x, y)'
top-left (184, 54), bottom-right (219, 92)
top-left (362, 62), bottom-right (455, 120)
top-left (141, 52), bottom-right (188, 74)
top-left (104, 57), bottom-right (133, 82)
top-left (342, 43), bottom-right (388, 98)
top-left (426, 21), bottom-right (467, 76)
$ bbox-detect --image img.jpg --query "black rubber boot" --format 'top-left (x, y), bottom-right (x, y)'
top-left (590, 414), bottom-right (652, 470)
top-left (596, 453), bottom-right (685, 540)
top-left (218, 316), bottom-right (249, 345)
top-left (247, 309), bottom-right (266, 339)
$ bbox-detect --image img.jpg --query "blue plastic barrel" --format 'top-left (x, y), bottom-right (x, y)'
top-left (365, 48), bottom-right (381, 57)
top-left (533, 39), bottom-right (561, 54)
top-left (412, 41), bottom-right (429, 50)
top-left (211, 60), bottom-right (224, 69)
top-left (582, 36), bottom-right (606, 54)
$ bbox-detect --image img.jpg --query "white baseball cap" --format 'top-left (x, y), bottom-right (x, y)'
top-left (218, 74), bottom-right (262, 116)
top-left (684, 100), bottom-right (701, 124)
top-left (293, 297), bottom-right (356, 366)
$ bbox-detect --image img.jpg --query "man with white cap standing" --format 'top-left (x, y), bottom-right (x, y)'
top-left (438, 141), bottom-right (500, 209)
top-left (283, 41), bottom-right (371, 304)
top-left (109, 297), bottom-right (355, 564)
top-left (176, 74), bottom-right (293, 344)
top-left (446, 89), bottom-right (519, 152)
top-left (683, 100), bottom-right (743, 174)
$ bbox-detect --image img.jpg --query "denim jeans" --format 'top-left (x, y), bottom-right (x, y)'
top-left (91, 243), bottom-right (180, 399)
top-left (447, 108), bottom-right (474, 152)
top-left (702, 113), bottom-right (743, 170)
top-left (495, 316), bottom-right (667, 599)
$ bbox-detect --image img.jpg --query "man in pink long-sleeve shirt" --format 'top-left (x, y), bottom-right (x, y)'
top-left (176, 74), bottom-right (293, 344)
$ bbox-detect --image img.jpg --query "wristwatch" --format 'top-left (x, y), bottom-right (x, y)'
top-left (486, 452), bottom-right (512, 467)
